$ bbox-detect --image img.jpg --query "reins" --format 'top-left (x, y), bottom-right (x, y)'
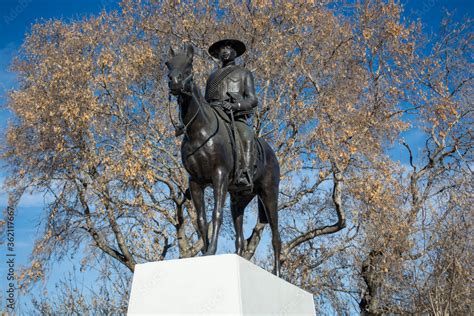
top-left (167, 66), bottom-right (221, 162)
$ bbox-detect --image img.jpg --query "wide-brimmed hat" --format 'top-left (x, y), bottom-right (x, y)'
top-left (208, 39), bottom-right (246, 59)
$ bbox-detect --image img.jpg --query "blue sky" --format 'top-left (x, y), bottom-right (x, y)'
top-left (0, 0), bottom-right (472, 312)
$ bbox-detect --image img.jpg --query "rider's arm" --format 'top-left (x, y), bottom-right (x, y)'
top-left (235, 71), bottom-right (257, 111)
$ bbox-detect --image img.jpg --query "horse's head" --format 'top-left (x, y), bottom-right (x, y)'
top-left (165, 44), bottom-right (194, 96)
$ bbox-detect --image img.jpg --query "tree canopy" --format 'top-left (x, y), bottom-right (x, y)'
top-left (1, 0), bottom-right (472, 314)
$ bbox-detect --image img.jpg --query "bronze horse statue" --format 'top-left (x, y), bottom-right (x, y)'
top-left (166, 44), bottom-right (281, 276)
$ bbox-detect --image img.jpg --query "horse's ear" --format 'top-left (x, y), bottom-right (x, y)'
top-left (169, 46), bottom-right (176, 57)
top-left (185, 44), bottom-right (194, 60)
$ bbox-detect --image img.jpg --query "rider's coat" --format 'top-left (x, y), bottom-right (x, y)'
top-left (205, 62), bottom-right (257, 119)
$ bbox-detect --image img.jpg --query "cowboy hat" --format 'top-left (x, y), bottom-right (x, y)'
top-left (208, 39), bottom-right (246, 59)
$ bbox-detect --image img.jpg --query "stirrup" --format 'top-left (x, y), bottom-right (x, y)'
top-left (235, 171), bottom-right (253, 191)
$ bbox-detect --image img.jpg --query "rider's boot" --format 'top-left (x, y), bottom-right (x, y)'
top-left (236, 148), bottom-right (253, 190)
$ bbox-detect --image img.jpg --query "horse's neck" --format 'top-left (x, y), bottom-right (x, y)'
top-left (179, 82), bottom-right (212, 132)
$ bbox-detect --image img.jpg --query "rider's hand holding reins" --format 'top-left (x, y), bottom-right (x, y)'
top-left (221, 101), bottom-right (233, 111)
top-left (221, 100), bottom-right (240, 112)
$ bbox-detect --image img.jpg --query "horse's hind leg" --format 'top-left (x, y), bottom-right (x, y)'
top-left (189, 178), bottom-right (208, 253)
top-left (230, 193), bottom-right (255, 256)
top-left (258, 187), bottom-right (281, 277)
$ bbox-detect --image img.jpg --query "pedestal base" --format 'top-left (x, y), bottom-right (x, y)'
top-left (127, 254), bottom-right (315, 315)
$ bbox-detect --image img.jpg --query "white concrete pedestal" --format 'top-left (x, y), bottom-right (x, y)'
top-left (127, 254), bottom-right (315, 315)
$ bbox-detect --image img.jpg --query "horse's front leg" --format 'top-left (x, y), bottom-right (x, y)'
top-left (206, 168), bottom-right (229, 255)
top-left (189, 178), bottom-right (208, 253)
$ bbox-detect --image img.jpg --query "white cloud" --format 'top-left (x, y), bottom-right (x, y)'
top-left (18, 190), bottom-right (51, 208)
top-left (0, 190), bottom-right (51, 209)
top-left (0, 176), bottom-right (52, 209)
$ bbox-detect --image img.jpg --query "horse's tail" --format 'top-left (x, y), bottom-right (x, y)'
top-left (257, 196), bottom-right (269, 224)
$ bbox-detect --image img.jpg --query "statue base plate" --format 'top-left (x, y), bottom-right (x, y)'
top-left (127, 254), bottom-right (315, 315)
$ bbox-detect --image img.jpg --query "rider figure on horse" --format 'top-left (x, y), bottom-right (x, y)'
top-left (205, 39), bottom-right (257, 189)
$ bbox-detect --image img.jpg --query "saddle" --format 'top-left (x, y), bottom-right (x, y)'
top-left (211, 106), bottom-right (263, 187)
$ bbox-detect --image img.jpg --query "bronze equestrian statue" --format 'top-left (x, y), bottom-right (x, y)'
top-left (166, 41), bottom-right (281, 276)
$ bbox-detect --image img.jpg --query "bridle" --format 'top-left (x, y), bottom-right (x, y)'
top-left (168, 72), bottom-right (201, 136)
